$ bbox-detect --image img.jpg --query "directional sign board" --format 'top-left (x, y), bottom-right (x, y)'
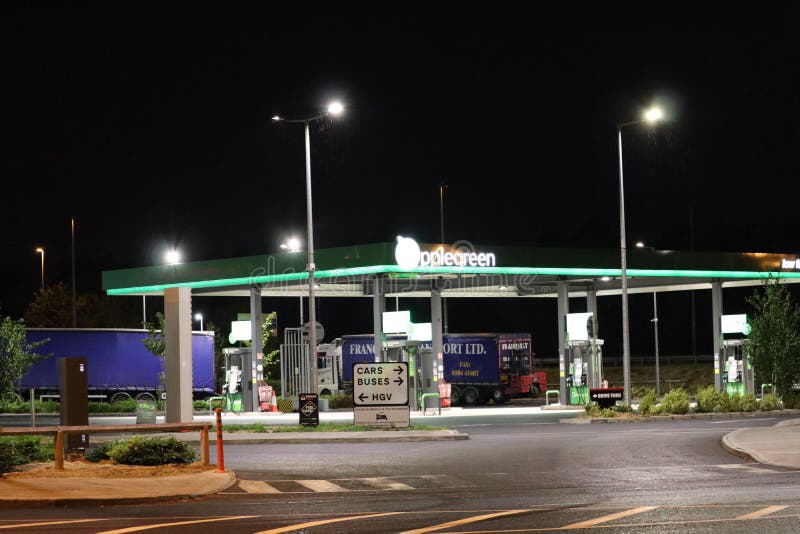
top-left (354, 406), bottom-right (410, 428)
top-left (353, 362), bottom-right (408, 406)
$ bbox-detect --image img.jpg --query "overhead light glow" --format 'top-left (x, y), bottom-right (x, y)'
top-left (600, 276), bottom-right (611, 282)
top-left (636, 241), bottom-right (645, 248)
top-left (165, 250), bottom-right (181, 265)
top-left (281, 238), bottom-right (301, 252)
top-left (327, 101), bottom-right (344, 116)
top-left (194, 313), bottom-right (203, 321)
top-left (271, 115), bottom-right (282, 122)
top-left (644, 107), bottom-right (663, 123)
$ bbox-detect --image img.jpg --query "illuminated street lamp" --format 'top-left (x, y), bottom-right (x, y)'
top-left (617, 106), bottom-right (663, 405)
top-left (194, 313), bottom-right (203, 331)
top-left (280, 237), bottom-right (302, 252)
top-left (35, 247), bottom-right (44, 291)
top-left (272, 101), bottom-right (345, 391)
top-left (165, 249), bottom-right (181, 265)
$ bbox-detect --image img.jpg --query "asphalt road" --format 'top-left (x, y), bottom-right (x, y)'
top-left (3, 411), bottom-right (799, 532)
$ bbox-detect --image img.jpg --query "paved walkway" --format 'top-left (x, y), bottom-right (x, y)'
top-left (722, 417), bottom-right (800, 469)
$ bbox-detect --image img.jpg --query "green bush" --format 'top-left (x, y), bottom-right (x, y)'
top-left (695, 386), bottom-right (729, 413)
top-left (783, 392), bottom-right (800, 409)
top-left (106, 436), bottom-right (196, 466)
top-left (728, 393), bottom-right (742, 412)
top-left (85, 442), bottom-right (115, 463)
top-left (0, 399), bottom-right (59, 414)
top-left (760, 394), bottom-right (780, 411)
top-left (323, 394), bottom-right (354, 409)
top-left (739, 393), bottom-right (758, 412)
top-left (661, 388), bottom-right (690, 414)
top-left (88, 400), bottom-right (137, 413)
top-left (637, 389), bottom-right (657, 415)
top-left (0, 436), bottom-right (54, 472)
top-left (650, 404), bottom-right (664, 415)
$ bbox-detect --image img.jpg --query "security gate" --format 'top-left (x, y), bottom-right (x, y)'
top-left (280, 327), bottom-right (311, 398)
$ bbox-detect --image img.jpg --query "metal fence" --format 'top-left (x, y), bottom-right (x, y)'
top-left (280, 327), bottom-right (310, 398)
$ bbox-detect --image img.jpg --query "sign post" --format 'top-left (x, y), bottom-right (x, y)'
top-left (298, 392), bottom-right (319, 427)
top-left (353, 362), bottom-right (410, 428)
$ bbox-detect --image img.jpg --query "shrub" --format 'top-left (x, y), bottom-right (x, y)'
top-left (323, 394), bottom-right (354, 409)
top-left (637, 389), bottom-right (657, 415)
top-left (695, 386), bottom-right (729, 413)
top-left (783, 392), bottom-right (800, 409)
top-left (88, 400), bottom-right (137, 413)
top-left (661, 388), bottom-right (690, 414)
top-left (600, 408), bottom-right (618, 418)
top-left (650, 404), bottom-right (664, 415)
top-left (739, 393), bottom-right (758, 412)
top-left (0, 399), bottom-right (59, 414)
top-left (85, 442), bottom-right (115, 463)
top-left (728, 393), bottom-right (742, 412)
top-left (0, 436), bottom-right (53, 472)
top-left (759, 394), bottom-right (780, 411)
top-left (616, 403), bottom-right (632, 413)
top-left (107, 436), bottom-right (196, 466)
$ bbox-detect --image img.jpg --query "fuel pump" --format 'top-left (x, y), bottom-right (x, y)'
top-left (565, 312), bottom-right (604, 405)
top-left (222, 347), bottom-right (256, 412)
top-left (722, 339), bottom-right (754, 396)
top-left (566, 339), bottom-right (604, 405)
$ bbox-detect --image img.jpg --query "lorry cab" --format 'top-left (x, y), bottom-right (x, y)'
top-left (316, 339), bottom-right (342, 395)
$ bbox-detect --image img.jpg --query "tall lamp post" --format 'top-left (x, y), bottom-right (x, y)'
top-left (617, 106), bottom-right (663, 405)
top-left (35, 247), bottom-right (45, 291)
top-left (281, 237), bottom-right (304, 326)
top-left (273, 101), bottom-right (345, 392)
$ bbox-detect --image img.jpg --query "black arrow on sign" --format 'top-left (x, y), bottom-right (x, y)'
top-left (394, 366), bottom-right (404, 375)
top-left (358, 393), bottom-right (368, 403)
top-left (393, 377), bottom-right (404, 386)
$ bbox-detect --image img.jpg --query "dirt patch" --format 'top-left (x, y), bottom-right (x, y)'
top-left (4, 460), bottom-right (215, 479)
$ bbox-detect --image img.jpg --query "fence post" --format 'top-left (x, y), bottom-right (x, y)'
top-left (54, 430), bottom-right (64, 470)
top-left (200, 425), bottom-right (209, 466)
top-left (29, 388), bottom-right (36, 428)
top-left (215, 408), bottom-right (224, 473)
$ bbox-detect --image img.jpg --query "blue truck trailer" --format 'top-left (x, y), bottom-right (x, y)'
top-left (340, 333), bottom-right (547, 406)
top-left (20, 329), bottom-right (216, 401)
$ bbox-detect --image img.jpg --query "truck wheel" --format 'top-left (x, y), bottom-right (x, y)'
top-left (135, 392), bottom-right (156, 402)
top-left (449, 386), bottom-right (462, 406)
top-left (491, 388), bottom-right (506, 404)
top-left (463, 387), bottom-right (480, 406)
top-left (530, 384), bottom-right (541, 398)
top-left (110, 392), bottom-right (132, 403)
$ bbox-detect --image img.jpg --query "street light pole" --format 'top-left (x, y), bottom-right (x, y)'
top-left (652, 291), bottom-right (660, 395)
top-left (303, 118), bottom-right (319, 393)
top-left (273, 101), bottom-right (344, 394)
top-left (440, 182), bottom-right (448, 334)
top-left (35, 247), bottom-right (45, 292)
top-left (617, 125), bottom-right (632, 405)
top-left (617, 106), bottom-right (663, 406)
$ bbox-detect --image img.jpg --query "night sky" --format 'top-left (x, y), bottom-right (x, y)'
top-left (3, 4), bottom-right (799, 358)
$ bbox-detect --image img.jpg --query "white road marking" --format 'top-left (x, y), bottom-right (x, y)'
top-left (709, 418), bottom-right (774, 424)
top-left (361, 477), bottom-right (415, 491)
top-left (559, 506), bottom-right (657, 529)
top-left (238, 480), bottom-right (282, 493)
top-left (735, 505), bottom-right (788, 520)
top-left (295, 479), bottom-right (349, 492)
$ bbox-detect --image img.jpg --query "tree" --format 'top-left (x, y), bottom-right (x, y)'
top-left (0, 315), bottom-right (50, 402)
top-left (142, 312), bottom-right (166, 391)
top-left (747, 278), bottom-right (800, 396)
top-left (24, 282), bottom-right (140, 328)
top-left (261, 312), bottom-right (281, 381)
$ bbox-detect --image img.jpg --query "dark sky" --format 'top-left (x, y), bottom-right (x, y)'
top-left (2, 3), bottom-right (799, 357)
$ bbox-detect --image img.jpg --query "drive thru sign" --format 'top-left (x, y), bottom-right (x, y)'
top-left (353, 362), bottom-right (409, 406)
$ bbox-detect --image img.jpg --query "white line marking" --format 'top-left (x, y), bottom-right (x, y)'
top-left (295, 479), bottom-right (349, 492)
top-left (238, 480), bottom-right (282, 493)
top-left (709, 418), bottom-right (775, 424)
top-left (735, 505), bottom-right (788, 520)
top-left (361, 477), bottom-right (415, 491)
top-left (559, 506), bottom-right (656, 529)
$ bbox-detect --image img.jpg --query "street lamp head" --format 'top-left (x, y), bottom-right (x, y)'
top-left (635, 241), bottom-right (645, 248)
top-left (165, 249), bottom-right (181, 265)
top-left (194, 313), bottom-right (203, 321)
top-left (644, 107), bottom-right (663, 123)
top-left (271, 115), bottom-right (282, 122)
top-left (35, 247), bottom-right (44, 254)
top-left (280, 237), bottom-right (301, 252)
top-left (327, 101), bottom-right (344, 116)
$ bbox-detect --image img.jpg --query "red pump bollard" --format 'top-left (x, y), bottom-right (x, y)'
top-left (215, 407), bottom-right (225, 473)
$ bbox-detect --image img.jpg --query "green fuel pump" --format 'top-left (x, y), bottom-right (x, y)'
top-left (722, 339), bottom-right (754, 396)
top-left (567, 339), bottom-right (604, 405)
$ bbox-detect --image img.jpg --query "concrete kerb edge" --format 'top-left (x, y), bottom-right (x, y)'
top-left (0, 470), bottom-right (238, 508)
top-left (560, 409), bottom-right (800, 425)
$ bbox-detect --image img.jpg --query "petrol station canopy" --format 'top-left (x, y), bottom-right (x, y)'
top-left (102, 241), bottom-right (800, 298)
